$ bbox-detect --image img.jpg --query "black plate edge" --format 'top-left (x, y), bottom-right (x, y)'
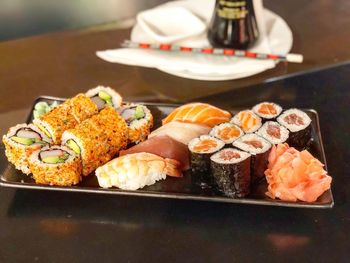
top-left (0, 96), bottom-right (334, 209)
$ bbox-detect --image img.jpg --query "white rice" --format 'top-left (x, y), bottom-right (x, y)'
top-left (210, 148), bottom-right (251, 164)
top-left (256, 121), bottom-right (289, 144)
top-left (232, 133), bottom-right (271, 155)
top-left (29, 145), bottom-right (76, 167)
top-left (230, 110), bottom-right (262, 133)
top-left (277, 108), bottom-right (311, 132)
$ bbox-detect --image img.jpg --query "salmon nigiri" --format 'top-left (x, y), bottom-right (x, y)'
top-left (95, 152), bottom-right (182, 190)
top-left (162, 103), bottom-right (232, 128)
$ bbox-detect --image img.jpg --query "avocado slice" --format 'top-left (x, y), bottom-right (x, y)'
top-left (67, 139), bottom-right (81, 154)
top-left (134, 105), bottom-right (145, 120)
top-left (11, 136), bottom-right (35, 145)
top-left (42, 156), bottom-right (65, 164)
top-left (36, 124), bottom-right (52, 138)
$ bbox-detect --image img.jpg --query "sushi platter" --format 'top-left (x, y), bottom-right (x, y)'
top-left (0, 88), bottom-right (334, 208)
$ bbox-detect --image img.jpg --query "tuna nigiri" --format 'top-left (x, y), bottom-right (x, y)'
top-left (148, 121), bottom-right (211, 145)
top-left (162, 103), bottom-right (232, 128)
top-left (95, 152), bottom-right (182, 190)
top-left (120, 135), bottom-right (190, 170)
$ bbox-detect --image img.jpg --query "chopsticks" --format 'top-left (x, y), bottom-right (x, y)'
top-left (121, 40), bottom-right (303, 63)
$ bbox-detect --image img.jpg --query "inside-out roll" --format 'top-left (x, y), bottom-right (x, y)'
top-left (2, 123), bottom-right (51, 174)
top-left (86, 86), bottom-right (123, 110)
top-left (29, 145), bottom-right (82, 186)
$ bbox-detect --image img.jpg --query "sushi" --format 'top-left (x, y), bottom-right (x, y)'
top-left (188, 135), bottom-right (225, 184)
top-left (120, 135), bottom-right (190, 171)
top-left (231, 110), bottom-right (262, 133)
top-left (256, 121), bottom-right (289, 145)
top-left (252, 102), bottom-right (282, 120)
top-left (62, 107), bottom-right (128, 176)
top-left (29, 145), bottom-right (82, 186)
top-left (95, 152), bottom-right (182, 190)
top-left (2, 124), bottom-right (52, 174)
top-left (149, 121), bottom-right (211, 145)
top-left (162, 103), bottom-right (232, 128)
top-left (210, 122), bottom-right (244, 144)
top-left (210, 148), bottom-right (251, 198)
top-left (232, 133), bottom-right (271, 183)
top-left (33, 94), bottom-right (98, 144)
top-left (277, 109), bottom-right (312, 150)
top-left (86, 86), bottom-right (123, 110)
top-left (118, 104), bottom-right (153, 144)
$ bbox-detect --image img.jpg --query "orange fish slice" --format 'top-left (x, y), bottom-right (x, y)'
top-left (162, 103), bottom-right (232, 128)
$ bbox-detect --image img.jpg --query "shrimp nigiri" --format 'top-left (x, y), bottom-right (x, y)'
top-left (95, 152), bottom-right (182, 190)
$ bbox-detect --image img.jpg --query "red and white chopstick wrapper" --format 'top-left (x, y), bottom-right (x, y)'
top-left (121, 40), bottom-right (303, 63)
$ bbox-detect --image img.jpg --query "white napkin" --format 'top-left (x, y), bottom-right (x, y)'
top-left (96, 0), bottom-right (292, 80)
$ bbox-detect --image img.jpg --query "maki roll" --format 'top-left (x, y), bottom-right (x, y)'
top-left (119, 104), bottom-right (153, 144)
top-left (86, 86), bottom-right (123, 110)
top-left (2, 124), bottom-right (51, 174)
top-left (210, 148), bottom-right (251, 198)
top-left (62, 107), bottom-right (128, 176)
top-left (188, 135), bottom-right (225, 184)
top-left (209, 122), bottom-right (244, 144)
top-left (232, 134), bottom-right (271, 183)
top-left (256, 121), bottom-right (289, 145)
top-left (33, 94), bottom-right (98, 144)
top-left (277, 109), bottom-right (312, 150)
top-left (252, 102), bottom-right (282, 121)
top-left (231, 110), bottom-right (262, 133)
top-left (29, 145), bottom-right (82, 186)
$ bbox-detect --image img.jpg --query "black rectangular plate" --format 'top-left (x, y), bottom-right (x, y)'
top-left (0, 96), bottom-right (334, 208)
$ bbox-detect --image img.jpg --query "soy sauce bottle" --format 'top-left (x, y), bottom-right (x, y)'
top-left (208, 0), bottom-right (259, 49)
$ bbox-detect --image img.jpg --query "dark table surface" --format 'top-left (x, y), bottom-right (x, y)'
top-left (1, 0), bottom-right (350, 262)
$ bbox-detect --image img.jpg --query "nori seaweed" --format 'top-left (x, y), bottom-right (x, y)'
top-left (190, 151), bottom-right (214, 185)
top-left (250, 148), bottom-right (271, 184)
top-left (210, 156), bottom-right (251, 198)
top-left (287, 124), bottom-right (311, 150)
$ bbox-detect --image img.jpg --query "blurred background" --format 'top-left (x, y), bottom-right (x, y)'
top-left (0, 0), bottom-right (169, 41)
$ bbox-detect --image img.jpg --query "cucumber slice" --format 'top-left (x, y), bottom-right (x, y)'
top-left (42, 156), bottom-right (65, 164)
top-left (11, 136), bottom-right (35, 145)
top-left (67, 139), bottom-right (81, 154)
top-left (98, 91), bottom-right (112, 101)
top-left (134, 105), bottom-right (145, 120)
top-left (36, 124), bottom-right (52, 138)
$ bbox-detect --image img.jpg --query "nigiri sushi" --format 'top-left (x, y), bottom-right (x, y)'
top-left (120, 135), bottom-right (190, 170)
top-left (162, 103), bottom-right (232, 128)
top-left (95, 152), bottom-right (182, 190)
top-left (148, 121), bottom-right (211, 145)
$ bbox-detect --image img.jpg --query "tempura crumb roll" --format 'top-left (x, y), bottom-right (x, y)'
top-left (62, 107), bottom-right (128, 176)
top-left (29, 145), bottom-right (82, 186)
top-left (2, 124), bottom-right (51, 174)
top-left (119, 104), bottom-right (153, 144)
top-left (33, 94), bottom-right (98, 144)
top-left (86, 86), bottom-right (123, 110)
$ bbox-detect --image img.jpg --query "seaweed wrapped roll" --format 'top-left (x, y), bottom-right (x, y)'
top-left (209, 122), bottom-right (244, 144)
top-left (231, 110), bottom-right (262, 133)
top-left (252, 102), bottom-right (282, 121)
top-left (256, 121), bottom-right (289, 145)
top-left (232, 134), bottom-right (271, 183)
top-left (210, 148), bottom-right (251, 198)
top-left (277, 109), bottom-right (312, 150)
